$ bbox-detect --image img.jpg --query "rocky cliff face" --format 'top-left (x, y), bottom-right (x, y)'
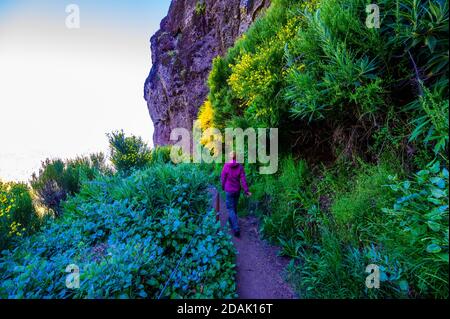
top-left (144, 0), bottom-right (270, 146)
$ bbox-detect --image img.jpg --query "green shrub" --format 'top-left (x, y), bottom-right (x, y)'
top-left (331, 163), bottom-right (398, 235)
top-left (108, 130), bottom-right (151, 175)
top-left (205, 0), bottom-right (448, 165)
top-left (247, 157), bottom-right (314, 252)
top-left (0, 182), bottom-right (39, 251)
top-left (149, 146), bottom-right (173, 165)
top-left (194, 1), bottom-right (206, 16)
top-left (407, 83), bottom-right (449, 156)
top-left (31, 153), bottom-right (109, 216)
top-left (201, 0), bottom-right (448, 299)
top-left (286, 1), bottom-right (384, 122)
top-left (295, 230), bottom-right (363, 299)
top-left (381, 161), bottom-right (449, 298)
top-left (289, 160), bottom-right (448, 298)
top-left (0, 164), bottom-right (236, 299)
top-left (207, 0), bottom-right (302, 129)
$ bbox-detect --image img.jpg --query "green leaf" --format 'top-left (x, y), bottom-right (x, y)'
top-left (425, 36), bottom-right (437, 52)
top-left (389, 185), bottom-right (400, 192)
top-left (425, 208), bottom-right (443, 221)
top-left (428, 197), bottom-right (442, 205)
top-left (379, 271), bottom-right (388, 282)
top-left (412, 224), bottom-right (428, 236)
top-left (431, 188), bottom-right (446, 198)
top-left (146, 277), bottom-right (159, 286)
top-left (426, 244), bottom-right (442, 254)
top-left (429, 162), bottom-right (440, 174)
top-left (442, 168), bottom-right (449, 179)
top-left (399, 280), bottom-right (409, 292)
top-left (430, 177), bottom-right (446, 189)
top-left (417, 169), bottom-right (430, 177)
top-left (437, 253), bottom-right (449, 263)
top-left (427, 221), bottom-right (441, 232)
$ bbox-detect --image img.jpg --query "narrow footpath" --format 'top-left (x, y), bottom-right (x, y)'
top-left (212, 188), bottom-right (297, 299)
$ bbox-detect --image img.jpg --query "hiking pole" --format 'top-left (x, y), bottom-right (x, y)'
top-left (214, 191), bottom-right (220, 222)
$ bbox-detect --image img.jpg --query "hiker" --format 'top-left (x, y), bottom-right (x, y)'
top-left (221, 151), bottom-right (252, 238)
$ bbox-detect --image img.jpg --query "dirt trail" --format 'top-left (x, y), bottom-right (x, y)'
top-left (212, 189), bottom-right (297, 299)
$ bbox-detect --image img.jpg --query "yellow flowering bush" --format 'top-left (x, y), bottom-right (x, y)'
top-left (301, 0), bottom-right (321, 12)
top-left (1, 182), bottom-right (36, 249)
top-left (198, 100), bottom-right (222, 149)
top-left (198, 100), bottom-right (215, 131)
top-left (0, 192), bottom-right (13, 218)
top-left (208, 0), bottom-right (305, 127)
top-left (9, 221), bottom-right (25, 237)
top-left (228, 52), bottom-right (276, 107)
top-left (276, 16), bottom-right (302, 42)
top-left (226, 37), bottom-right (288, 126)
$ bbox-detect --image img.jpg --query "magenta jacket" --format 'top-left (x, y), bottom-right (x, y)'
top-left (221, 161), bottom-right (250, 194)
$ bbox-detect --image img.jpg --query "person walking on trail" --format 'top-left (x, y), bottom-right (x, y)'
top-left (221, 152), bottom-right (252, 238)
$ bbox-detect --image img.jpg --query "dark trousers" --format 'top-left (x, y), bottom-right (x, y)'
top-left (225, 192), bottom-right (240, 232)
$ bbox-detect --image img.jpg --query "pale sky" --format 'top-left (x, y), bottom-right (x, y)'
top-left (0, 0), bottom-right (171, 182)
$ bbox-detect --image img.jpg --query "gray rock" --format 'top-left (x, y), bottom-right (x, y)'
top-left (144, 0), bottom-right (270, 146)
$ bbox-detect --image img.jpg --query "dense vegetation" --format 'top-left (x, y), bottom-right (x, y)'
top-left (199, 0), bottom-right (449, 298)
top-left (1, 153), bottom-right (113, 253)
top-left (0, 134), bottom-right (236, 299)
top-left (31, 154), bottom-right (111, 216)
top-left (1, 0), bottom-right (447, 300)
top-left (0, 182), bottom-right (40, 251)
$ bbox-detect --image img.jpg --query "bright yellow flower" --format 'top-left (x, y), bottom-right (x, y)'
top-left (198, 100), bottom-right (215, 131)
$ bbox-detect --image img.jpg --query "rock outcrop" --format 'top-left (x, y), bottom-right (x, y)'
top-left (144, 0), bottom-right (270, 146)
